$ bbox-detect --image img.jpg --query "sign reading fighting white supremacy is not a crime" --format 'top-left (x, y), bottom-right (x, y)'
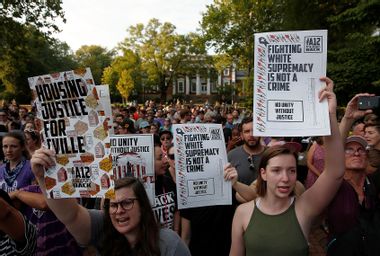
top-left (173, 124), bottom-right (231, 209)
top-left (253, 30), bottom-right (330, 137)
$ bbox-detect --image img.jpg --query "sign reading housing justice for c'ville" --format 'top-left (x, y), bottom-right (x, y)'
top-left (253, 30), bottom-right (330, 137)
top-left (28, 68), bottom-right (114, 199)
top-left (173, 124), bottom-right (231, 209)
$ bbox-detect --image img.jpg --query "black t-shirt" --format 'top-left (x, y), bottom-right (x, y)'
top-left (153, 175), bottom-right (177, 229)
top-left (180, 204), bottom-right (235, 256)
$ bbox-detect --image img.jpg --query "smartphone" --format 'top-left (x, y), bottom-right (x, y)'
top-left (358, 96), bottom-right (380, 110)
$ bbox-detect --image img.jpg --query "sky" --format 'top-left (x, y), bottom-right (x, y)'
top-left (54, 0), bottom-right (214, 52)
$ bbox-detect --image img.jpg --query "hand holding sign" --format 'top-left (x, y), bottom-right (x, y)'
top-left (223, 163), bottom-right (238, 186)
top-left (318, 77), bottom-right (336, 115)
top-left (31, 147), bottom-right (56, 182)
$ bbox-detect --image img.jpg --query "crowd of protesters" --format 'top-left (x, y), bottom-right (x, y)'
top-left (0, 78), bottom-right (380, 255)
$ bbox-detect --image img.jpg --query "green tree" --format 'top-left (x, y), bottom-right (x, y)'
top-left (0, 24), bottom-right (77, 102)
top-left (75, 45), bottom-right (115, 84)
top-left (201, 0), bottom-right (282, 78)
top-left (201, 0), bottom-right (380, 105)
top-left (117, 70), bottom-right (135, 100)
top-left (0, 0), bottom-right (71, 102)
top-left (102, 49), bottom-right (142, 102)
top-left (0, 0), bottom-right (65, 34)
top-left (326, 0), bottom-right (380, 103)
top-left (119, 19), bottom-right (206, 101)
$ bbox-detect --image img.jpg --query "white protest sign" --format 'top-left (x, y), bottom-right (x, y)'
top-left (28, 68), bottom-right (114, 199)
top-left (173, 124), bottom-right (231, 209)
top-left (110, 134), bottom-right (155, 205)
top-left (253, 30), bottom-right (330, 136)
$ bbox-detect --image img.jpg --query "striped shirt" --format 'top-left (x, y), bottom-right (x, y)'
top-left (0, 215), bottom-right (36, 256)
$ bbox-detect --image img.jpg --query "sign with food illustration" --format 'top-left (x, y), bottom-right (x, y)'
top-left (28, 68), bottom-right (114, 199)
top-left (173, 123), bottom-right (231, 209)
top-left (253, 30), bottom-right (330, 136)
top-left (110, 134), bottom-right (155, 204)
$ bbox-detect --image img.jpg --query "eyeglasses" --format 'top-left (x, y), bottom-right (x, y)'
top-left (24, 128), bottom-right (36, 134)
top-left (248, 155), bottom-right (255, 170)
top-left (109, 198), bottom-right (138, 214)
top-left (160, 136), bottom-right (172, 141)
top-left (345, 147), bottom-right (367, 156)
top-left (168, 154), bottom-right (175, 160)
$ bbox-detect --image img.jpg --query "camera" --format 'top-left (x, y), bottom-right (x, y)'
top-left (358, 96), bottom-right (380, 110)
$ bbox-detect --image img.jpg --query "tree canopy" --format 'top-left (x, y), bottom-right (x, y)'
top-left (0, 0), bottom-right (65, 34)
top-left (118, 18), bottom-right (207, 101)
top-left (0, 0), bottom-right (75, 103)
top-left (75, 45), bottom-right (115, 84)
top-left (200, 0), bottom-right (380, 104)
top-left (102, 49), bottom-right (142, 102)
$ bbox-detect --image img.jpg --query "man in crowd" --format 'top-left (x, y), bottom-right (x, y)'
top-left (0, 109), bottom-right (8, 127)
top-left (327, 135), bottom-right (379, 255)
top-left (327, 94), bottom-right (380, 255)
top-left (179, 109), bottom-right (192, 124)
top-left (227, 117), bottom-right (265, 185)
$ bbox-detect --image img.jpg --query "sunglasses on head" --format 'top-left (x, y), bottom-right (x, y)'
top-left (248, 155), bottom-right (255, 171)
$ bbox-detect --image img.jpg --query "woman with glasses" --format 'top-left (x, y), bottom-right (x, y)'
top-left (226, 77), bottom-right (345, 255)
top-left (159, 130), bottom-right (173, 159)
top-left (30, 150), bottom-right (190, 256)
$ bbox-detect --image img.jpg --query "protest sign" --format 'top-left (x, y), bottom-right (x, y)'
top-left (28, 68), bottom-right (114, 199)
top-left (110, 134), bottom-right (155, 204)
top-left (253, 30), bottom-right (330, 136)
top-left (173, 123), bottom-right (231, 209)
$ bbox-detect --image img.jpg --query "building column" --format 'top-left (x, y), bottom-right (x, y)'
top-left (185, 75), bottom-right (190, 95)
top-left (172, 79), bottom-right (176, 95)
top-left (196, 72), bottom-right (201, 95)
top-left (206, 72), bottom-right (211, 95)
top-left (218, 73), bottom-right (222, 87)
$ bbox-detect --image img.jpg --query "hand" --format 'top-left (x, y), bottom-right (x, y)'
top-left (227, 137), bottom-right (241, 148)
top-left (318, 77), bottom-right (336, 114)
top-left (343, 93), bottom-right (374, 120)
top-left (31, 147), bottom-right (56, 181)
top-left (224, 163), bottom-right (238, 186)
top-left (8, 190), bottom-right (19, 200)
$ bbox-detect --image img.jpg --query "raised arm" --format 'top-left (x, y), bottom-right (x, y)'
top-left (297, 77), bottom-right (345, 226)
top-left (339, 93), bottom-right (373, 142)
top-left (31, 147), bottom-right (92, 245)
